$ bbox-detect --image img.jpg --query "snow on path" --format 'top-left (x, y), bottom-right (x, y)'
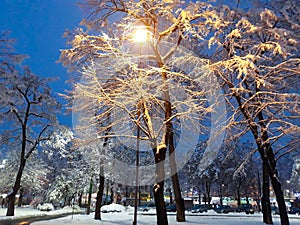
top-left (31, 212), bottom-right (300, 225)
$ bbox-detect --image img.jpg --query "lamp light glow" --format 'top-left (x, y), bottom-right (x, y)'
top-left (133, 27), bottom-right (148, 43)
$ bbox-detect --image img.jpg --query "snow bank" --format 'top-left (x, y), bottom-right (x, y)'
top-left (0, 205), bottom-right (83, 221)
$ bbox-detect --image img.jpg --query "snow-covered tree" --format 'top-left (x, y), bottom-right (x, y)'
top-left (201, 1), bottom-right (300, 224)
top-left (221, 141), bottom-right (259, 206)
top-left (0, 31), bottom-right (25, 78)
top-left (184, 142), bottom-right (219, 206)
top-left (60, 1), bottom-right (218, 224)
top-left (289, 139), bottom-right (300, 193)
top-left (60, 1), bottom-right (299, 225)
top-left (0, 149), bottom-right (49, 206)
top-left (42, 126), bottom-right (74, 178)
top-left (0, 34), bottom-right (60, 216)
top-left (42, 127), bottom-right (91, 207)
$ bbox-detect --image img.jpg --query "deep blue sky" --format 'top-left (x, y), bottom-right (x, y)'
top-left (0, 0), bottom-right (85, 126)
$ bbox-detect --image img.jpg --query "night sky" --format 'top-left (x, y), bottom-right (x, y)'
top-left (0, 0), bottom-right (85, 125)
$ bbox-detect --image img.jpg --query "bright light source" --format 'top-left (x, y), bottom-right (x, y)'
top-left (133, 27), bottom-right (148, 43)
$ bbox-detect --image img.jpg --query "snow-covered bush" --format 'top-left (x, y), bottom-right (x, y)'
top-left (62, 205), bottom-right (81, 212)
top-left (101, 203), bottom-right (125, 213)
top-left (37, 203), bottom-right (54, 211)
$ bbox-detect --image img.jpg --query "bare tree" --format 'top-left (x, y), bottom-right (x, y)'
top-left (0, 31), bottom-right (25, 76)
top-left (0, 34), bottom-right (60, 215)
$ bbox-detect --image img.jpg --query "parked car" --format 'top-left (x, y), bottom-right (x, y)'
top-left (138, 202), bottom-right (156, 212)
top-left (166, 204), bottom-right (177, 212)
top-left (288, 207), bottom-right (300, 215)
top-left (236, 204), bottom-right (254, 214)
top-left (271, 206), bottom-right (280, 215)
top-left (37, 203), bottom-right (54, 211)
top-left (214, 205), bottom-right (235, 214)
top-left (188, 204), bottom-right (209, 213)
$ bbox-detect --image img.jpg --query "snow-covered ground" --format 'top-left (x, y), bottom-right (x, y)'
top-left (0, 205), bottom-right (84, 222)
top-left (31, 213), bottom-right (300, 225)
top-left (0, 204), bottom-right (300, 225)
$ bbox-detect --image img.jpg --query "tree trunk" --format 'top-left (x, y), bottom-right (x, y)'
top-left (94, 121), bottom-right (109, 220)
top-left (206, 182), bottom-right (211, 207)
top-left (6, 160), bottom-right (25, 216)
top-left (6, 194), bottom-right (16, 216)
top-left (86, 177), bottom-right (93, 215)
top-left (18, 188), bottom-right (24, 207)
top-left (237, 188), bottom-right (241, 207)
top-left (246, 196), bottom-right (249, 205)
top-left (258, 105), bottom-right (289, 225)
top-left (153, 181), bottom-right (168, 225)
top-left (105, 180), bottom-right (109, 204)
top-left (256, 169), bottom-right (262, 212)
top-left (94, 169), bottom-right (105, 220)
top-left (78, 191), bottom-right (83, 207)
top-left (169, 130), bottom-right (185, 222)
top-left (198, 189), bottom-right (201, 205)
top-left (262, 162), bottom-right (273, 224)
top-left (203, 194), bottom-right (207, 205)
top-left (264, 146), bottom-right (289, 225)
top-left (110, 186), bottom-right (114, 204)
top-left (68, 195), bottom-right (72, 206)
top-left (271, 176), bottom-right (289, 225)
top-left (171, 173), bottom-right (185, 221)
top-left (153, 145), bottom-right (168, 225)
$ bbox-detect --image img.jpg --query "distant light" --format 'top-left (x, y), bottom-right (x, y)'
top-left (133, 27), bottom-right (148, 43)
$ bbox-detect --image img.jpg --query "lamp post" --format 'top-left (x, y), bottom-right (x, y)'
top-left (132, 26), bottom-right (148, 225)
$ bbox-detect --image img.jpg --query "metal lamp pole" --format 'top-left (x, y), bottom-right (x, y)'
top-left (132, 26), bottom-right (148, 225)
top-left (133, 103), bottom-right (141, 225)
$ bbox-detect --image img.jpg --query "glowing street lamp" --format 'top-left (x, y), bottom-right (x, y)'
top-left (133, 26), bottom-right (148, 43)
